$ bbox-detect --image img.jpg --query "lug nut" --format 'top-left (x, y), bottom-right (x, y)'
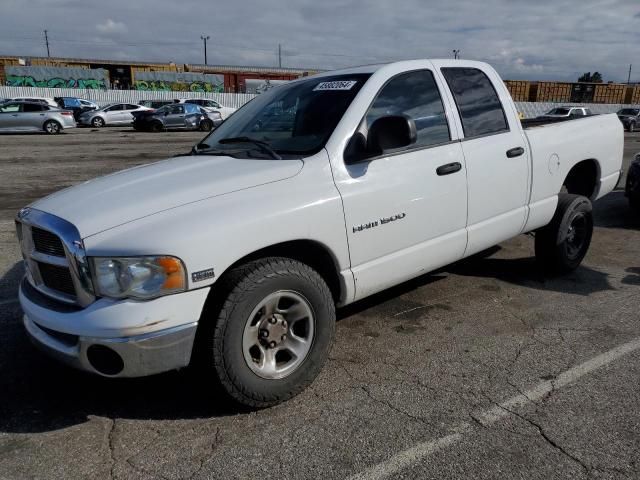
top-left (260, 329), bottom-right (269, 338)
top-left (282, 321), bottom-right (287, 328)
top-left (281, 335), bottom-right (287, 341)
top-left (269, 317), bottom-right (277, 324)
top-left (269, 341), bottom-right (276, 348)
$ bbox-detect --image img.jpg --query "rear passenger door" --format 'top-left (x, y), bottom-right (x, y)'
top-left (438, 64), bottom-right (530, 256)
top-left (0, 102), bottom-right (23, 130)
top-left (20, 102), bottom-right (47, 130)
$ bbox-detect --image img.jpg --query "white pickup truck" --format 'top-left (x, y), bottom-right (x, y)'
top-left (15, 60), bottom-right (623, 407)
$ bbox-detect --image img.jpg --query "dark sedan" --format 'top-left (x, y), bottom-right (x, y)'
top-left (617, 108), bottom-right (640, 132)
top-left (626, 153), bottom-right (640, 210)
top-left (132, 103), bottom-right (221, 132)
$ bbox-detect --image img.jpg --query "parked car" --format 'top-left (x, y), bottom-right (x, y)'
top-left (79, 99), bottom-right (100, 110)
top-left (54, 97), bottom-right (98, 120)
top-left (626, 153), bottom-right (640, 210)
top-left (133, 103), bottom-right (222, 132)
top-left (15, 60), bottom-right (622, 408)
top-left (138, 99), bottom-right (174, 109)
top-left (176, 98), bottom-right (236, 119)
top-left (0, 100), bottom-right (75, 133)
top-left (9, 96), bottom-right (58, 108)
top-left (77, 103), bottom-right (152, 127)
top-left (616, 108), bottom-right (640, 132)
top-left (538, 106), bottom-right (593, 119)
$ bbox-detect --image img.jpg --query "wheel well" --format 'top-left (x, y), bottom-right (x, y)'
top-left (562, 159), bottom-right (599, 200)
top-left (215, 240), bottom-right (343, 303)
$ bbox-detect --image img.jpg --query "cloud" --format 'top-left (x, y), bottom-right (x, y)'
top-left (1, 1), bottom-right (639, 82)
top-left (96, 19), bottom-right (127, 34)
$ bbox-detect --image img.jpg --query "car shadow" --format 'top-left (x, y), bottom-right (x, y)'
top-left (593, 190), bottom-right (640, 230)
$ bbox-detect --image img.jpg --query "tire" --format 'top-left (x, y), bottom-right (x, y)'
top-left (205, 257), bottom-right (335, 408)
top-left (43, 120), bottom-right (61, 134)
top-left (150, 121), bottom-right (164, 132)
top-left (628, 122), bottom-right (636, 133)
top-left (535, 194), bottom-right (593, 273)
top-left (199, 119), bottom-right (213, 132)
top-left (91, 117), bottom-right (105, 128)
top-left (630, 195), bottom-right (640, 212)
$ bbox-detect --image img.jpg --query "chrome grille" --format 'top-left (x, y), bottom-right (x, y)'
top-left (31, 227), bottom-right (66, 257)
top-left (15, 208), bottom-right (95, 307)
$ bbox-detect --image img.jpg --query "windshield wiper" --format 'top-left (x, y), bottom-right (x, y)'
top-left (218, 136), bottom-right (282, 160)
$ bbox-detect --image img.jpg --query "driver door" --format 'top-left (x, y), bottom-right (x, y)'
top-left (332, 69), bottom-right (468, 300)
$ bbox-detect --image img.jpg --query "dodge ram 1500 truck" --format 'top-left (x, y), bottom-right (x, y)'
top-left (15, 60), bottom-right (623, 407)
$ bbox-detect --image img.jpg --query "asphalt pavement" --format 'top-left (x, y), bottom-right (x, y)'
top-left (0, 128), bottom-right (638, 479)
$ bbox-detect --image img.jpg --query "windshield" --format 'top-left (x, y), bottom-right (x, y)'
top-left (199, 73), bottom-right (371, 158)
top-left (618, 109), bottom-right (639, 116)
top-left (546, 108), bottom-right (570, 115)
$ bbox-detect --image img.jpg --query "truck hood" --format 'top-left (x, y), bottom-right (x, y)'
top-left (31, 155), bottom-right (304, 237)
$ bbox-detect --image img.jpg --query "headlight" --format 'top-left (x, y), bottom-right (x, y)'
top-left (91, 256), bottom-right (186, 300)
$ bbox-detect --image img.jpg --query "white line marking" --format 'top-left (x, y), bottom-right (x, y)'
top-left (348, 336), bottom-right (640, 480)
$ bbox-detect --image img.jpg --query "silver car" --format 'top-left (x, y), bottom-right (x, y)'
top-left (78, 102), bottom-right (152, 127)
top-left (0, 101), bottom-right (76, 134)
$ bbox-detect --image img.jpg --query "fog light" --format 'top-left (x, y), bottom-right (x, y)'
top-left (87, 345), bottom-right (124, 375)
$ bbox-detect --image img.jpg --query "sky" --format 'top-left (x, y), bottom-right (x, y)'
top-left (1, 0), bottom-right (639, 82)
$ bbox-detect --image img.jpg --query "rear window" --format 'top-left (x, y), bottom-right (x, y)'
top-left (441, 67), bottom-right (509, 138)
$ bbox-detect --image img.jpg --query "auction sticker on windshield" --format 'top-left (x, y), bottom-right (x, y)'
top-left (313, 80), bottom-right (358, 91)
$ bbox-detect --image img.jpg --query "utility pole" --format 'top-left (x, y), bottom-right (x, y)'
top-left (278, 43), bottom-right (282, 68)
top-left (200, 35), bottom-right (210, 65)
top-left (44, 30), bottom-right (50, 57)
top-left (453, 49), bottom-right (460, 60)
top-left (628, 64), bottom-right (632, 85)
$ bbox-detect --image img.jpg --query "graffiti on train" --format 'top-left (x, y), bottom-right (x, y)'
top-left (133, 80), bottom-right (224, 92)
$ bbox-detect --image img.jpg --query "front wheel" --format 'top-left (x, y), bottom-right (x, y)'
top-left (535, 194), bottom-right (593, 273)
top-left (91, 117), bottom-right (105, 128)
top-left (205, 257), bottom-right (335, 408)
top-left (199, 119), bottom-right (213, 131)
top-left (43, 120), bottom-right (61, 134)
top-left (628, 122), bottom-right (636, 133)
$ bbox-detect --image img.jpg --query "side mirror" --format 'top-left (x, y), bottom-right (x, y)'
top-left (344, 115), bottom-right (417, 164)
top-left (368, 115), bottom-right (417, 154)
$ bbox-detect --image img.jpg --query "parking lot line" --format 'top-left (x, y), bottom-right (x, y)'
top-left (348, 335), bottom-right (640, 480)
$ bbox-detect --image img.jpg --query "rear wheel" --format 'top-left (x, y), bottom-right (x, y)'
top-left (91, 117), bottom-right (105, 128)
top-left (629, 122), bottom-right (636, 133)
top-left (150, 121), bottom-right (164, 132)
top-left (199, 119), bottom-right (213, 131)
top-left (535, 194), bottom-right (593, 273)
top-left (203, 257), bottom-right (335, 408)
top-left (43, 120), bottom-right (61, 134)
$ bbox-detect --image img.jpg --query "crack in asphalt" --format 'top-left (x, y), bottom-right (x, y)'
top-left (187, 426), bottom-right (221, 480)
top-left (478, 392), bottom-right (590, 475)
top-left (107, 418), bottom-right (116, 480)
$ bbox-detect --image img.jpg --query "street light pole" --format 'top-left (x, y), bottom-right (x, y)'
top-left (201, 35), bottom-right (210, 65)
top-left (453, 49), bottom-right (460, 60)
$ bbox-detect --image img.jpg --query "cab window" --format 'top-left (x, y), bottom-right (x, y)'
top-left (365, 69), bottom-right (451, 149)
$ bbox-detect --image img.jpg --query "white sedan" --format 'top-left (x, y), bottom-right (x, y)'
top-left (77, 103), bottom-right (153, 127)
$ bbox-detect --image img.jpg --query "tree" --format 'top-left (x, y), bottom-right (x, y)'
top-left (578, 72), bottom-right (603, 83)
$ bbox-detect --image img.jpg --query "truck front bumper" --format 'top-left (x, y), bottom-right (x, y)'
top-left (19, 278), bottom-right (209, 377)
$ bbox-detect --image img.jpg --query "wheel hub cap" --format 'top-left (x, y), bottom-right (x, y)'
top-left (242, 290), bottom-right (315, 380)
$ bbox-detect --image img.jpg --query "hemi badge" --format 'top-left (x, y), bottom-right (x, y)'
top-left (192, 268), bottom-right (215, 282)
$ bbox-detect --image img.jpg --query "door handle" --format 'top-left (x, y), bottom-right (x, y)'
top-left (506, 147), bottom-right (525, 158)
top-left (436, 162), bottom-right (462, 176)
